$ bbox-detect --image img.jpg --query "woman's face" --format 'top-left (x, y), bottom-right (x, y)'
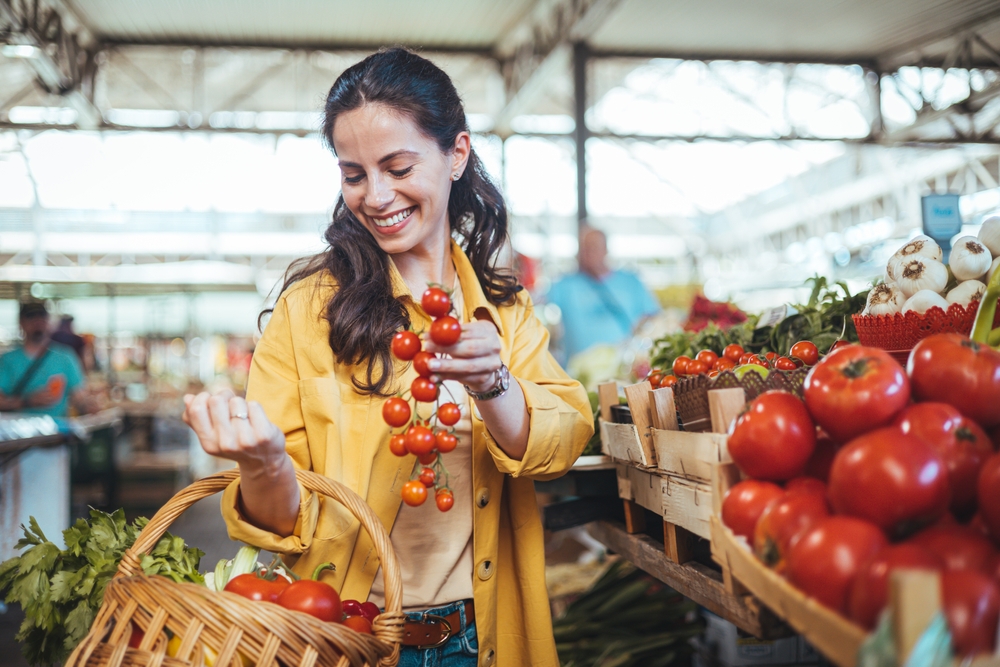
top-left (332, 103), bottom-right (470, 257)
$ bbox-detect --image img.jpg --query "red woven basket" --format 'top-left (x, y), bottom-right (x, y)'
top-left (852, 298), bottom-right (1000, 364)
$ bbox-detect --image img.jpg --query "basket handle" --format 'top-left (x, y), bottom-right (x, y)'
top-left (115, 468), bottom-right (403, 618)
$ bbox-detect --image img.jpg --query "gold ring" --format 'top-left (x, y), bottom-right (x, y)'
top-left (231, 412), bottom-right (248, 420)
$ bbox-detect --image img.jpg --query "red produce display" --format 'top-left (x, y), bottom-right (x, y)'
top-left (721, 479), bottom-right (785, 542)
top-left (907, 524), bottom-right (999, 575)
top-left (728, 391), bottom-right (816, 481)
top-left (907, 333), bottom-right (1000, 429)
top-left (847, 544), bottom-right (942, 629)
top-left (978, 454), bottom-right (1000, 542)
top-left (754, 491), bottom-right (829, 572)
top-left (941, 570), bottom-right (1000, 656)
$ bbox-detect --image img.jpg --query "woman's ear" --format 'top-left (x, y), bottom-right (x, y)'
top-left (451, 131), bottom-right (472, 179)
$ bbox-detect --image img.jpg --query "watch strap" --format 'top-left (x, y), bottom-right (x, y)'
top-left (464, 363), bottom-right (510, 401)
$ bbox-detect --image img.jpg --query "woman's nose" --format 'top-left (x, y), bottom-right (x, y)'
top-left (365, 175), bottom-right (392, 209)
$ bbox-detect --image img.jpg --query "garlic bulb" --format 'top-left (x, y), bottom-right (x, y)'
top-left (863, 283), bottom-right (905, 316)
top-left (946, 280), bottom-right (986, 307)
top-left (887, 236), bottom-right (943, 282)
top-left (902, 290), bottom-right (950, 315)
top-left (949, 236), bottom-right (993, 281)
top-left (978, 216), bottom-right (1000, 257)
top-left (895, 257), bottom-right (949, 298)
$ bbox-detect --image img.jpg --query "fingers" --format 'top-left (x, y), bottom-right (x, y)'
top-left (228, 395), bottom-right (255, 449)
top-left (428, 354), bottom-right (501, 377)
top-left (423, 321), bottom-right (500, 358)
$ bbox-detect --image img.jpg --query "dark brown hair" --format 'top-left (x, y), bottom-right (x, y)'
top-left (267, 47), bottom-right (519, 394)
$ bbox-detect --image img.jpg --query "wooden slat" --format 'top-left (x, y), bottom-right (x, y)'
top-left (623, 381), bottom-right (656, 465)
top-left (891, 570), bottom-right (941, 665)
top-left (650, 387), bottom-right (679, 431)
top-left (664, 521), bottom-right (698, 564)
top-left (586, 520), bottom-right (790, 640)
top-left (653, 429), bottom-right (729, 482)
top-left (661, 474), bottom-right (712, 539)
top-left (623, 499), bottom-right (646, 534)
top-left (708, 387), bottom-right (746, 434)
top-left (605, 422), bottom-right (655, 466)
top-left (598, 382), bottom-right (618, 423)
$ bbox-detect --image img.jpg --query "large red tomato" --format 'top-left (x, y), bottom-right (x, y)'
top-left (786, 516), bottom-right (888, 613)
top-left (828, 428), bottom-right (949, 538)
top-left (727, 391), bottom-right (816, 481)
top-left (907, 524), bottom-right (998, 574)
top-left (907, 334), bottom-right (1000, 429)
top-left (754, 491), bottom-right (829, 573)
top-left (721, 480), bottom-right (785, 542)
top-left (895, 403), bottom-right (994, 519)
top-left (977, 454), bottom-right (1000, 543)
top-left (847, 544), bottom-right (942, 630)
top-left (803, 345), bottom-right (910, 443)
top-left (941, 570), bottom-right (1000, 657)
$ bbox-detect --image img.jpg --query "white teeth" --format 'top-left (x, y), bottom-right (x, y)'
top-left (374, 208), bottom-right (413, 227)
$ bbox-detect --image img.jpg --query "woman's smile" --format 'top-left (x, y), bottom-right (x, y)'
top-left (370, 206), bottom-right (416, 231)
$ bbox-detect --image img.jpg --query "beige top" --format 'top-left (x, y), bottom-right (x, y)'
top-left (369, 283), bottom-right (475, 610)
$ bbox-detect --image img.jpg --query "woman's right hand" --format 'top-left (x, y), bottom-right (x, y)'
top-left (182, 390), bottom-right (287, 469)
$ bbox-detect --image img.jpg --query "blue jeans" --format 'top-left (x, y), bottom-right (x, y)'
top-left (397, 599), bottom-right (479, 667)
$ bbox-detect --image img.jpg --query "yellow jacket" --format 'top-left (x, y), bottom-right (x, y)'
top-left (221, 242), bottom-right (594, 667)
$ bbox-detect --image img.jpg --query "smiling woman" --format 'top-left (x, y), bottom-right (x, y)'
top-left (181, 47), bottom-right (594, 667)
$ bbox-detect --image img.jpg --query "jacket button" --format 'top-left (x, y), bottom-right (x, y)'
top-left (477, 560), bottom-right (494, 581)
top-left (476, 488), bottom-right (490, 508)
top-left (481, 648), bottom-right (495, 666)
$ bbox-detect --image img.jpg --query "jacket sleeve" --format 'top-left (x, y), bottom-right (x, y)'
top-left (485, 292), bottom-right (595, 481)
top-left (220, 293), bottom-right (320, 554)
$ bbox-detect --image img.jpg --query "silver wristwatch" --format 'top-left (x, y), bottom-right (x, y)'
top-left (464, 363), bottom-right (510, 401)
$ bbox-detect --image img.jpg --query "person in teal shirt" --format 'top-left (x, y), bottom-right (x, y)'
top-left (546, 227), bottom-right (661, 365)
top-left (0, 301), bottom-right (86, 417)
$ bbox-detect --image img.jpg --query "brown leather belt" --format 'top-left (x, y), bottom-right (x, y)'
top-left (402, 600), bottom-right (476, 649)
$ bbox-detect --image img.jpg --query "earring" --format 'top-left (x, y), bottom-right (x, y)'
top-left (452, 173), bottom-right (460, 181)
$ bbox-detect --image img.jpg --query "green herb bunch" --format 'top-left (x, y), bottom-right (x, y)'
top-left (0, 509), bottom-right (205, 666)
top-left (554, 560), bottom-right (702, 667)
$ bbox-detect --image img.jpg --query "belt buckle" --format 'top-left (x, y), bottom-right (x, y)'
top-left (419, 614), bottom-right (453, 650)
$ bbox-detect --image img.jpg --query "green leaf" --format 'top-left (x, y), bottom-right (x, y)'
top-left (64, 600), bottom-right (95, 648)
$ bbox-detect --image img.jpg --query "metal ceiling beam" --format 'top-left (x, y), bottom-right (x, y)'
top-left (587, 48), bottom-right (875, 68)
top-left (0, 0), bottom-right (101, 129)
top-left (101, 37), bottom-right (492, 57)
top-left (493, 0), bottom-right (627, 138)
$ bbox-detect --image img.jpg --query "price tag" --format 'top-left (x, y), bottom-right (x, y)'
top-left (756, 305), bottom-right (794, 329)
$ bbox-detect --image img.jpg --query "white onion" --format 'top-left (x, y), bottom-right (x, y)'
top-left (895, 257), bottom-right (949, 298)
top-left (902, 290), bottom-right (950, 315)
top-left (887, 236), bottom-right (943, 282)
top-left (978, 216), bottom-right (1000, 257)
top-left (949, 236), bottom-right (993, 281)
top-left (863, 283), bottom-right (905, 316)
top-left (946, 280), bottom-right (986, 307)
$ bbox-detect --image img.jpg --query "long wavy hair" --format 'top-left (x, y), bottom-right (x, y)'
top-left (267, 47), bottom-right (519, 395)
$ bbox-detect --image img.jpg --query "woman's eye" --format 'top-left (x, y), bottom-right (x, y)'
top-left (389, 167), bottom-right (413, 178)
top-left (343, 174), bottom-right (364, 184)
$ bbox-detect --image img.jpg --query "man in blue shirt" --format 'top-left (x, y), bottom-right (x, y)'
top-left (0, 301), bottom-right (86, 417)
top-left (547, 227), bottom-right (661, 365)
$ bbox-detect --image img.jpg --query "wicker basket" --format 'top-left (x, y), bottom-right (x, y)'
top-left (65, 469), bottom-right (405, 667)
top-left (673, 367), bottom-right (809, 431)
top-left (852, 299), bottom-right (1000, 354)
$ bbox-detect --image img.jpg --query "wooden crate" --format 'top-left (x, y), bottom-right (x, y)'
top-left (598, 381), bottom-right (657, 467)
top-left (651, 387), bottom-right (743, 482)
top-left (709, 461), bottom-right (867, 667)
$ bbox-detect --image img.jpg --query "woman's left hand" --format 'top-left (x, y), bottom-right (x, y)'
top-left (422, 319), bottom-right (502, 393)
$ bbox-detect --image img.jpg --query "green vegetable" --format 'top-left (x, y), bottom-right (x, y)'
top-left (554, 559), bottom-right (702, 667)
top-left (0, 510), bottom-right (205, 666)
top-left (971, 268), bottom-right (1000, 348)
top-left (206, 545), bottom-right (260, 592)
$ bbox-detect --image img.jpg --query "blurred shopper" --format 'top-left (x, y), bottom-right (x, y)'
top-left (182, 48), bottom-right (593, 667)
top-left (0, 301), bottom-right (87, 417)
top-left (51, 315), bottom-right (86, 362)
top-left (547, 226), bottom-right (661, 364)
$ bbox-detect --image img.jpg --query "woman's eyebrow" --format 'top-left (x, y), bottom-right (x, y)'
top-left (338, 150), bottom-right (419, 170)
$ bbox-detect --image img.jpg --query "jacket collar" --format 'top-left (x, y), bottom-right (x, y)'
top-left (388, 240), bottom-right (505, 338)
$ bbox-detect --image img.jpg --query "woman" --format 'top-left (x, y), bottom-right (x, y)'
top-left (183, 48), bottom-right (593, 667)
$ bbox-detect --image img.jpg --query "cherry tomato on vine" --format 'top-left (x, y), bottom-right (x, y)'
top-left (436, 489), bottom-right (455, 512)
top-left (658, 374), bottom-right (678, 388)
top-left (764, 351), bottom-right (778, 362)
top-left (647, 370), bottom-right (663, 387)
top-left (391, 331), bottom-right (421, 361)
top-left (672, 356), bottom-right (691, 377)
top-left (411, 377), bottom-right (439, 402)
top-left (436, 431), bottom-right (458, 453)
top-left (696, 350), bottom-right (719, 367)
top-left (421, 287), bottom-right (451, 318)
top-left (739, 352), bottom-right (754, 365)
top-left (418, 467), bottom-right (436, 487)
top-left (389, 434), bottom-right (408, 457)
top-left (774, 356), bottom-right (797, 371)
top-left (382, 397), bottom-right (411, 428)
top-left (413, 351), bottom-right (435, 378)
top-left (430, 317), bottom-right (462, 346)
top-left (790, 340), bottom-right (819, 366)
top-left (714, 357), bottom-right (736, 372)
top-left (828, 339), bottom-right (851, 353)
top-left (437, 402), bottom-right (461, 426)
top-left (401, 480), bottom-right (428, 506)
top-left (723, 344), bottom-right (745, 362)
top-left (418, 451), bottom-right (438, 465)
top-left (686, 359), bottom-right (709, 376)
top-left (405, 425), bottom-right (435, 456)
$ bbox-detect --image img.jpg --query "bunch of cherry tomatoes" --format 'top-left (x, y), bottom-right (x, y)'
top-left (382, 286), bottom-right (463, 512)
top-left (720, 334), bottom-right (1000, 657)
top-left (646, 340), bottom-right (823, 389)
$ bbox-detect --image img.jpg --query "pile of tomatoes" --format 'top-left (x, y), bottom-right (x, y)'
top-left (223, 563), bottom-right (379, 634)
top-left (721, 333), bottom-right (1000, 657)
top-left (382, 286), bottom-right (463, 512)
top-left (647, 340), bottom-right (822, 389)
